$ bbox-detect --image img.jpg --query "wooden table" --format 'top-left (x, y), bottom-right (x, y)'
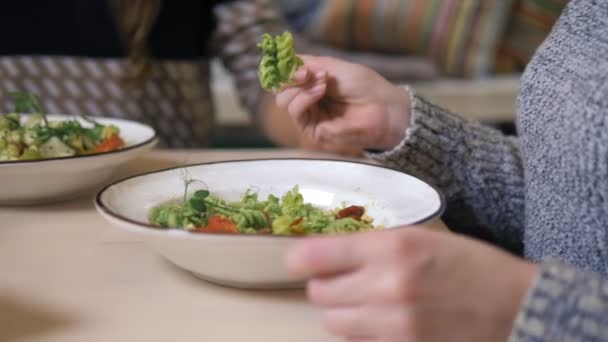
top-left (1, 149), bottom-right (384, 342)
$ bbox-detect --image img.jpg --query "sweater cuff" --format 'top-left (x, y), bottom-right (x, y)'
top-left (364, 85), bottom-right (462, 192)
top-left (509, 259), bottom-right (608, 341)
top-left (364, 85), bottom-right (418, 159)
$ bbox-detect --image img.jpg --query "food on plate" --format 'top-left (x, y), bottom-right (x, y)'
top-left (149, 183), bottom-right (376, 236)
top-left (257, 31), bottom-right (303, 91)
top-left (0, 92), bottom-right (125, 161)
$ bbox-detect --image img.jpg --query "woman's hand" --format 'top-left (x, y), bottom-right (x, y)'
top-left (275, 55), bottom-right (412, 152)
top-left (286, 226), bottom-right (538, 342)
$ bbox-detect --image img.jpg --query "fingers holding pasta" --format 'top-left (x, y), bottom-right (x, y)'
top-left (273, 55), bottom-right (413, 151)
top-left (256, 32), bottom-right (412, 152)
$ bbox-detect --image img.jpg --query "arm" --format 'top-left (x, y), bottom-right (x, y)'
top-left (511, 259), bottom-right (608, 341)
top-left (368, 87), bottom-right (525, 254)
top-left (210, 0), bottom-right (298, 145)
top-left (210, 0), bottom-right (355, 151)
top-left (261, 44), bottom-right (439, 152)
top-left (210, 0), bottom-right (366, 150)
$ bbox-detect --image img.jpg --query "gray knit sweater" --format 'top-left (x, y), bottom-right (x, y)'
top-left (371, 0), bottom-right (608, 340)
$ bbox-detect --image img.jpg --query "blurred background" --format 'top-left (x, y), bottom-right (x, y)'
top-left (211, 0), bottom-right (568, 148)
top-left (0, 0), bottom-right (569, 150)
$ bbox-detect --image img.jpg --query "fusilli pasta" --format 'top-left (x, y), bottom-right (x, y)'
top-left (257, 31), bottom-right (302, 91)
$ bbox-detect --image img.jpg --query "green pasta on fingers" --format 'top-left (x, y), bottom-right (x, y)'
top-left (257, 31), bottom-right (303, 91)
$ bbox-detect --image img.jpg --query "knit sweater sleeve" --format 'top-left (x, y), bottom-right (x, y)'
top-left (509, 259), bottom-right (608, 341)
top-left (367, 87), bottom-right (525, 253)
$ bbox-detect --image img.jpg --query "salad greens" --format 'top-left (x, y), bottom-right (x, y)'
top-left (0, 92), bottom-right (125, 161)
top-left (257, 31), bottom-right (303, 91)
top-left (149, 184), bottom-right (376, 236)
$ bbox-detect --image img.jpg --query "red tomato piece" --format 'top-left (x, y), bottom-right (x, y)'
top-left (337, 205), bottom-right (365, 220)
top-left (95, 135), bottom-right (125, 153)
top-left (194, 216), bottom-right (239, 234)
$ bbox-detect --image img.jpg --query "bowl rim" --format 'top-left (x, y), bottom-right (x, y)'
top-left (95, 158), bottom-right (446, 240)
top-left (0, 115), bottom-right (158, 165)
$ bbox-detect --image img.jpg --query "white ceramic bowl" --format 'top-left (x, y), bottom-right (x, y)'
top-left (0, 114), bottom-right (157, 205)
top-left (95, 159), bottom-right (445, 289)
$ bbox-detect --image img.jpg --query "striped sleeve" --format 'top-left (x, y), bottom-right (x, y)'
top-left (367, 87), bottom-right (526, 253)
top-left (211, 0), bottom-right (287, 123)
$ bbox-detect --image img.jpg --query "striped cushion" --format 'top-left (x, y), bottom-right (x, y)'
top-left (303, 0), bottom-right (514, 78)
top-left (495, 0), bottom-right (568, 73)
